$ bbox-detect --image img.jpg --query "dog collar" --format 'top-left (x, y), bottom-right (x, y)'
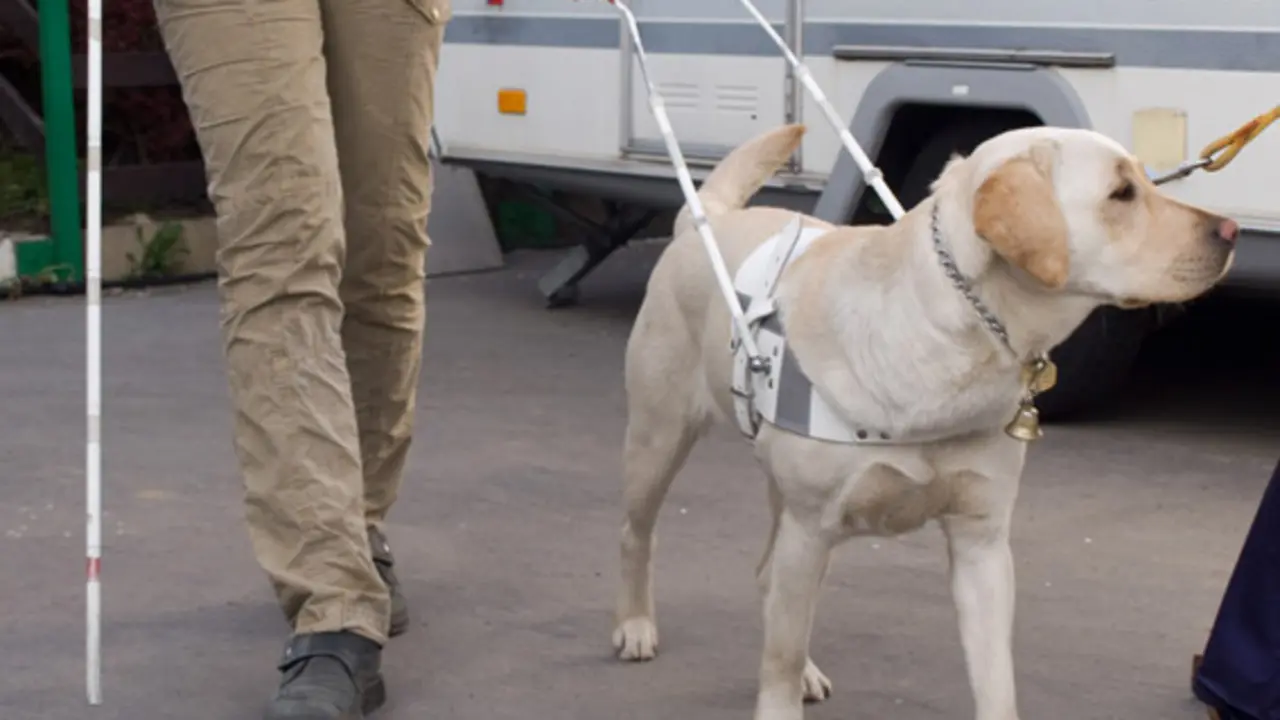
top-left (929, 200), bottom-right (1056, 441)
top-left (928, 200), bottom-right (1020, 359)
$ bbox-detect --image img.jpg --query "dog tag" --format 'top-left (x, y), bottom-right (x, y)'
top-left (1021, 358), bottom-right (1058, 394)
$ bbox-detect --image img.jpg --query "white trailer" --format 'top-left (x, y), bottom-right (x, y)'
top-left (432, 0), bottom-right (1280, 417)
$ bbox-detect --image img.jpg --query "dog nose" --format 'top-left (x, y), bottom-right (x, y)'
top-left (1216, 218), bottom-right (1240, 245)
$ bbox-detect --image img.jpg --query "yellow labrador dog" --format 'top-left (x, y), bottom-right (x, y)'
top-left (612, 123), bottom-right (1238, 720)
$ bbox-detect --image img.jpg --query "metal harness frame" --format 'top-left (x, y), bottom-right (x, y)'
top-left (609, 0), bottom-right (909, 440)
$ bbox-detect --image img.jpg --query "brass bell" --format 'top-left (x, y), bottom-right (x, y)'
top-left (1005, 401), bottom-right (1044, 442)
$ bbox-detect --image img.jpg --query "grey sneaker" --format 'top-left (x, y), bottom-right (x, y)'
top-left (264, 631), bottom-right (386, 720)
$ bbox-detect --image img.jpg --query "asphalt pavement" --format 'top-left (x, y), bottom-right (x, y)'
top-left (1, 243), bottom-right (1277, 720)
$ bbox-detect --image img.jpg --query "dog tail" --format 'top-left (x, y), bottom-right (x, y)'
top-left (673, 124), bottom-right (806, 239)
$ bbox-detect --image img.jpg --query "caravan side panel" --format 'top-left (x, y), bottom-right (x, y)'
top-left (437, 0), bottom-right (1280, 234)
top-left (435, 1), bottom-right (623, 162)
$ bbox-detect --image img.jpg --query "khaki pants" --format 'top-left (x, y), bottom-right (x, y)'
top-left (154, 0), bottom-right (450, 644)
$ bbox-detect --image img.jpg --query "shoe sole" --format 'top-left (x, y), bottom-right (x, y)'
top-left (264, 679), bottom-right (386, 720)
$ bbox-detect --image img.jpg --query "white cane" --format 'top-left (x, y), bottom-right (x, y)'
top-left (85, 0), bottom-right (104, 704)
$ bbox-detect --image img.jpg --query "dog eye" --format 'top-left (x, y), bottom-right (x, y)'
top-left (1109, 181), bottom-right (1137, 202)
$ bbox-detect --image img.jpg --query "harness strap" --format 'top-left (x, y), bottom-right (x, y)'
top-left (731, 334), bottom-right (760, 438)
top-left (730, 215), bottom-right (807, 439)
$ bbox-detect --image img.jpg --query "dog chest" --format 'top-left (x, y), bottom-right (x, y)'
top-left (838, 464), bottom-right (955, 537)
top-left (730, 216), bottom-right (927, 446)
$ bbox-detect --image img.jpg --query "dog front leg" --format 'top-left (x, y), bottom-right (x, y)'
top-left (755, 511), bottom-right (831, 720)
top-left (756, 476), bottom-right (833, 704)
top-left (942, 513), bottom-right (1019, 720)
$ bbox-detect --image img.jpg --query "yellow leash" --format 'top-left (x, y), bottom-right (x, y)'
top-left (1150, 105), bottom-right (1279, 185)
top-left (1199, 104), bottom-right (1280, 172)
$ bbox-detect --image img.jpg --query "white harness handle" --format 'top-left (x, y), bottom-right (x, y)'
top-left (609, 0), bottom-right (909, 435)
top-left (608, 0), bottom-right (907, 342)
top-left (612, 0), bottom-right (767, 368)
top-left (731, 0), bottom-right (906, 220)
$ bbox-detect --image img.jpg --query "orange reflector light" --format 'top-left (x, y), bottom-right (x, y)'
top-left (497, 89), bottom-right (527, 115)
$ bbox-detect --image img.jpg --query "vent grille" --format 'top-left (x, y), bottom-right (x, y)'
top-left (715, 84), bottom-right (759, 114)
top-left (657, 81), bottom-right (699, 110)
top-left (653, 82), bottom-right (761, 116)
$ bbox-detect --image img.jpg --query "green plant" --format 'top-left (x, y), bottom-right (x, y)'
top-left (0, 148), bottom-right (50, 226)
top-left (3, 263), bottom-right (69, 300)
top-left (126, 221), bottom-right (188, 279)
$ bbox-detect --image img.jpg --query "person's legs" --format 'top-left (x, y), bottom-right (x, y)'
top-left (154, 0), bottom-right (392, 715)
top-left (322, 0), bottom-right (451, 637)
top-left (1193, 457), bottom-right (1280, 720)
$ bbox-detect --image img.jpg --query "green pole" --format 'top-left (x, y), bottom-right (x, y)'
top-left (38, 0), bottom-right (83, 285)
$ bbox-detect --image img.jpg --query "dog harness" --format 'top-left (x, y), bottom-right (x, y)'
top-left (730, 214), bottom-right (909, 445)
top-left (729, 203), bottom-right (1055, 446)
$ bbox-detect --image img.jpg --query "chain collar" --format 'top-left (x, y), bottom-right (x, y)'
top-left (929, 200), bottom-right (1021, 359)
top-left (929, 199), bottom-right (1057, 442)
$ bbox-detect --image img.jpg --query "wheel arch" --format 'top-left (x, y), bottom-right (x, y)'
top-left (812, 62), bottom-right (1094, 224)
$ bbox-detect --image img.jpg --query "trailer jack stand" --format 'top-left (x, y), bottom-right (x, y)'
top-left (529, 189), bottom-right (658, 308)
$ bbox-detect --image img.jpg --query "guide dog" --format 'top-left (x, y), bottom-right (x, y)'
top-left (612, 123), bottom-right (1238, 720)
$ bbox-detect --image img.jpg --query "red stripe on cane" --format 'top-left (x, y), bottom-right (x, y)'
top-left (87, 557), bottom-right (101, 581)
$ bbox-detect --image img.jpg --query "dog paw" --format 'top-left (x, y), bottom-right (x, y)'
top-left (613, 617), bottom-right (659, 661)
top-left (802, 658), bottom-right (833, 703)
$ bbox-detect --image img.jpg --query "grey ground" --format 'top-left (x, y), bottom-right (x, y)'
top-left (1, 244), bottom-right (1277, 720)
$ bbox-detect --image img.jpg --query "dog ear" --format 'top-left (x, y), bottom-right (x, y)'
top-left (972, 143), bottom-right (1070, 289)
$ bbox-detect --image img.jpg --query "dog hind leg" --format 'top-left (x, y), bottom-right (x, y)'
top-left (614, 311), bottom-right (706, 661)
